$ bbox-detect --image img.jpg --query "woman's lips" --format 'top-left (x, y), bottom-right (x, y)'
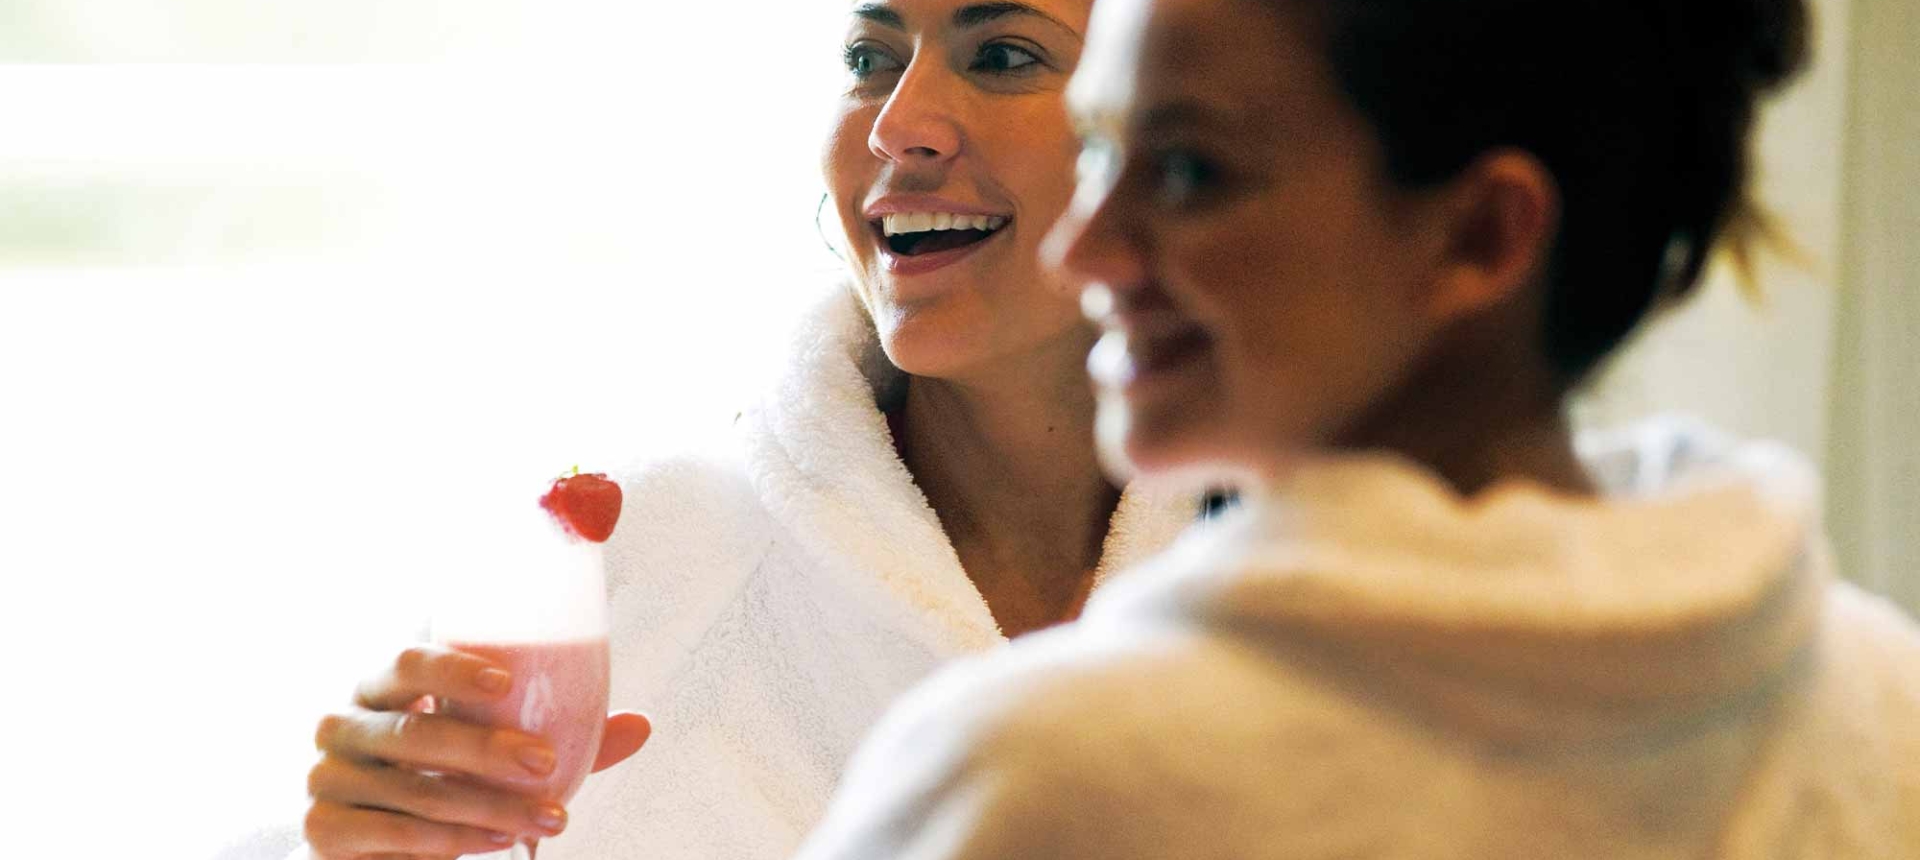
top-left (874, 221), bottom-right (1010, 277)
top-left (863, 195), bottom-right (1015, 278)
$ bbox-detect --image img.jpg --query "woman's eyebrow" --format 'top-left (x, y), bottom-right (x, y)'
top-left (851, 3), bottom-right (907, 30)
top-left (1139, 101), bottom-right (1227, 136)
top-left (952, 2), bottom-right (1078, 39)
top-left (852, 2), bottom-right (1081, 41)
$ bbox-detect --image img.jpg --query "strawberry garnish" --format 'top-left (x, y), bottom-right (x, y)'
top-left (540, 467), bottom-right (623, 543)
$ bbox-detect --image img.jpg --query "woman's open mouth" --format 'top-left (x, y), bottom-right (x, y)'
top-left (871, 212), bottom-right (1011, 274)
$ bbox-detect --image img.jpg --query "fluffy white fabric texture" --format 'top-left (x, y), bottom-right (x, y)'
top-left (795, 418), bottom-right (1920, 860)
top-left (260, 288), bottom-right (1201, 860)
top-left (529, 288), bottom-right (1202, 859)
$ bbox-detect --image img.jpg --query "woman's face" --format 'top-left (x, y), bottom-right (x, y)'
top-left (824, 0), bottom-right (1093, 381)
top-left (1048, 0), bottom-right (1458, 477)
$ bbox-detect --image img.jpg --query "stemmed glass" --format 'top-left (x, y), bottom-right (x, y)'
top-left (431, 500), bottom-right (611, 859)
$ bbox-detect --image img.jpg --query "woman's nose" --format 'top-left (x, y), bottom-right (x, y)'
top-left (1044, 175), bottom-right (1145, 292)
top-left (868, 62), bottom-right (963, 165)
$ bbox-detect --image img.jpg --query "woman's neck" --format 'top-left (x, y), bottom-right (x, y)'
top-left (1334, 322), bottom-right (1596, 500)
top-left (1360, 407), bottom-right (1594, 500)
top-left (889, 340), bottom-right (1121, 636)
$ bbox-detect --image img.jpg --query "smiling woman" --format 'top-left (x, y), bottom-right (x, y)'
top-left (497, 0), bottom-right (1215, 855)
top-left (268, 0), bottom-right (1217, 858)
top-left (823, 0), bottom-right (1091, 380)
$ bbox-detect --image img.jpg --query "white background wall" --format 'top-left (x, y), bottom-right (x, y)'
top-left (1824, 0), bottom-right (1920, 612)
top-left (3, 9), bottom-right (849, 855)
top-left (2, 0), bottom-right (1911, 856)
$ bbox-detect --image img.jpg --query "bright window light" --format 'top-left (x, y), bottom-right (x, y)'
top-left (4, 5), bottom-right (851, 855)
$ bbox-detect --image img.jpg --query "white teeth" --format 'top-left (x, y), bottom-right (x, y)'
top-left (880, 212), bottom-right (1012, 237)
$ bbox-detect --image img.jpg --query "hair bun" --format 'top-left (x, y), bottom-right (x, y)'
top-left (1697, 0), bottom-right (1813, 93)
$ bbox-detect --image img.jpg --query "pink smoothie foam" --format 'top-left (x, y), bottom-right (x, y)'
top-left (442, 637), bottom-right (610, 802)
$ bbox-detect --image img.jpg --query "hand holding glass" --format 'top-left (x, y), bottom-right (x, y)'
top-left (432, 508), bottom-right (611, 860)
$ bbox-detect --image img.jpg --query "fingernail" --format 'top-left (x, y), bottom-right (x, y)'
top-left (518, 745), bottom-right (556, 776)
top-left (490, 831), bottom-right (515, 845)
top-left (475, 668), bottom-right (511, 694)
top-left (534, 804), bottom-right (567, 834)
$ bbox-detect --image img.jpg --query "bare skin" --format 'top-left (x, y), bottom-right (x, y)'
top-left (1329, 291), bottom-right (1598, 499)
top-left (305, 645), bottom-right (650, 859)
top-left (890, 327), bottom-right (1120, 637)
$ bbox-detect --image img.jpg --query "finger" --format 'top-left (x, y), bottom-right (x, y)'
top-left (591, 711), bottom-right (652, 773)
top-left (315, 710), bottom-right (557, 789)
top-left (308, 755), bottom-right (569, 841)
top-left (355, 645), bottom-right (512, 712)
top-left (305, 799), bottom-right (517, 859)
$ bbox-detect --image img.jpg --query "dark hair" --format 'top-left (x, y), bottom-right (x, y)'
top-left (1298, 0), bottom-right (1810, 383)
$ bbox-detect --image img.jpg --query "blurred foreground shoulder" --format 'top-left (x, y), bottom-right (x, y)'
top-left (792, 616), bottom-right (1342, 860)
top-left (1818, 580), bottom-right (1920, 802)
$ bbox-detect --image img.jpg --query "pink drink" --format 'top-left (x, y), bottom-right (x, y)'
top-left (443, 637), bottom-right (610, 802)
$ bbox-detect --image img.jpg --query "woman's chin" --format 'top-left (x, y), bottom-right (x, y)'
top-left (874, 323), bottom-right (974, 381)
top-left (1094, 403), bottom-right (1143, 483)
top-left (1096, 394), bottom-right (1229, 483)
top-left (874, 299), bottom-right (1090, 383)
top-left (868, 294), bottom-right (1008, 377)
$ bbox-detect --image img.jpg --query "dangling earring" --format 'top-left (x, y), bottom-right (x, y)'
top-left (816, 192), bottom-right (846, 263)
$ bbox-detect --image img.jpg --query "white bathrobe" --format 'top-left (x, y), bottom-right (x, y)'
top-left (795, 418), bottom-right (1920, 859)
top-left (531, 288), bottom-right (1204, 859)
top-left (242, 289), bottom-right (1201, 860)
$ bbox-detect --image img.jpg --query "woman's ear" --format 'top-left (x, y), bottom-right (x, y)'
top-left (1424, 149), bottom-right (1561, 323)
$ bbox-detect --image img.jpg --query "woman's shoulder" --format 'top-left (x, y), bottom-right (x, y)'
top-left (595, 440), bottom-right (786, 685)
top-left (1788, 578), bottom-right (1920, 847)
top-left (797, 617), bottom-right (1357, 860)
top-left (1819, 578), bottom-right (1920, 704)
top-left (613, 442), bottom-right (758, 516)
top-left (603, 439), bottom-right (774, 595)
top-left (840, 614), bottom-right (1304, 808)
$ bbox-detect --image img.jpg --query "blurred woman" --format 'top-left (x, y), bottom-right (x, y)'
top-left (292, 1), bottom-right (1211, 858)
top-left (795, 0), bottom-right (1920, 855)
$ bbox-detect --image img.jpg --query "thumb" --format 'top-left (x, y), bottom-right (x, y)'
top-left (591, 711), bottom-right (651, 773)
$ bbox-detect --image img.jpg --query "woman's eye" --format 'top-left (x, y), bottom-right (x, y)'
top-left (1154, 151), bottom-right (1223, 206)
top-left (972, 43), bottom-right (1042, 74)
top-left (844, 43), bottom-right (904, 80)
